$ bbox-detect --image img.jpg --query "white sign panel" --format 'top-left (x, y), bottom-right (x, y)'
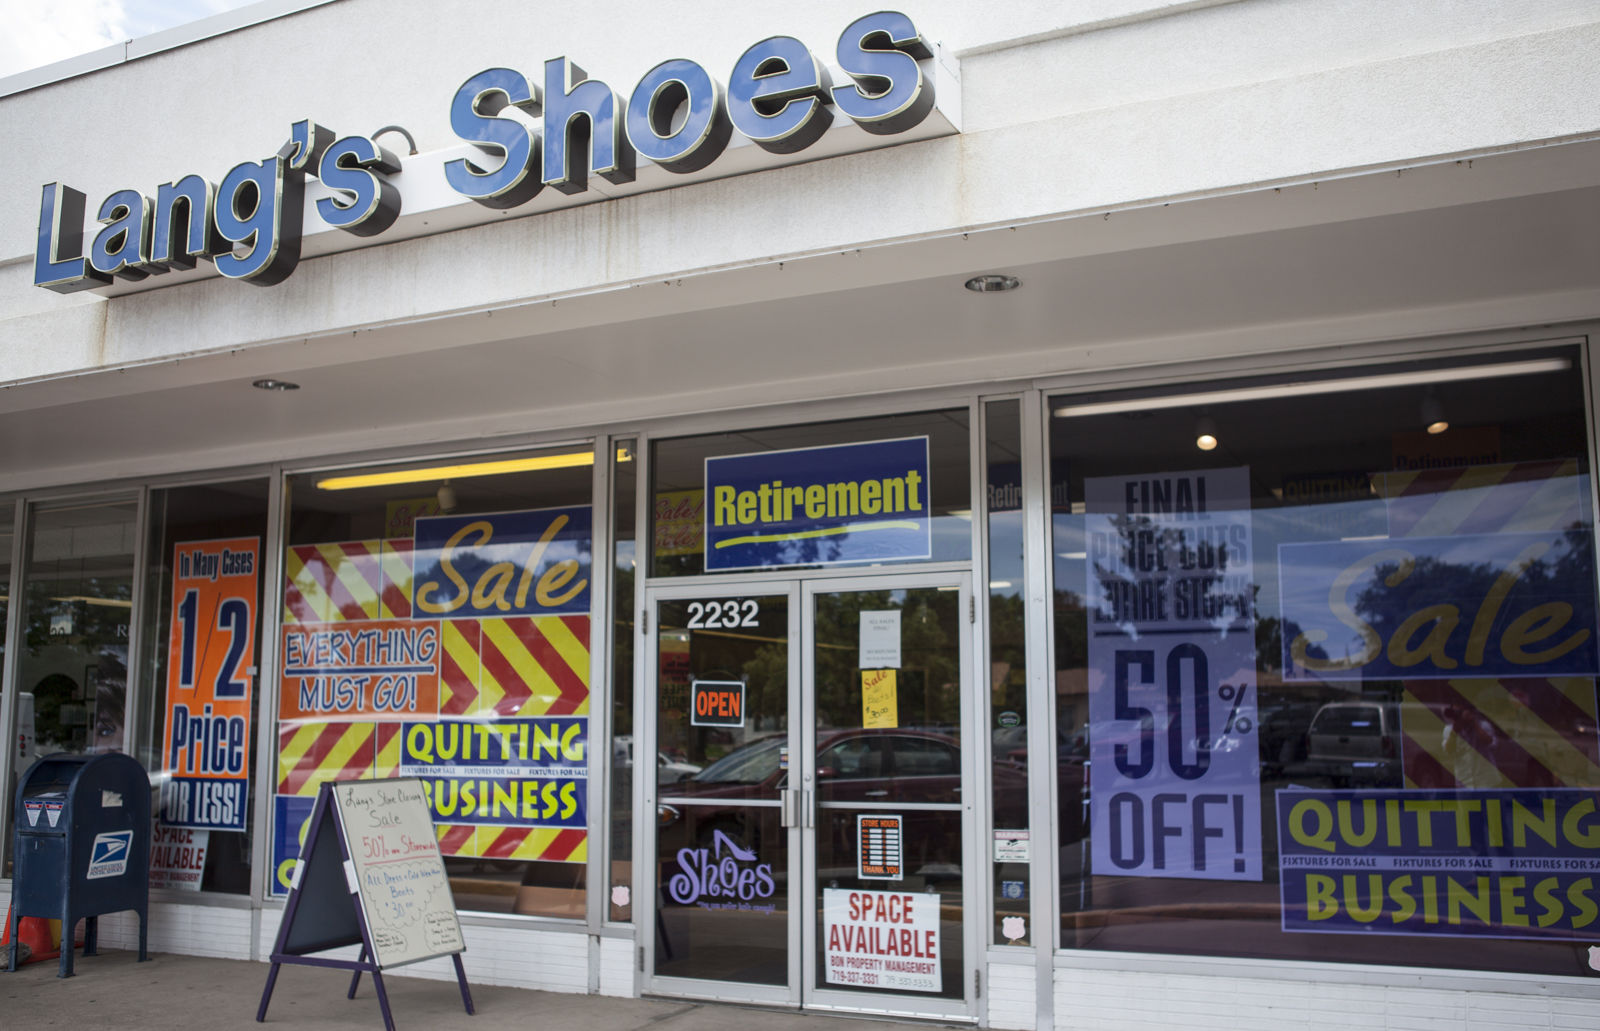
top-left (823, 888), bottom-right (940, 992)
top-left (332, 778), bottom-right (465, 968)
top-left (149, 824), bottom-right (209, 891)
top-left (859, 611), bottom-right (902, 669)
top-left (1084, 466), bottom-right (1262, 882)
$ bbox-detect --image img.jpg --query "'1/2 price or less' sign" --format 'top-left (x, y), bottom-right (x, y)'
top-left (161, 537), bottom-right (260, 832)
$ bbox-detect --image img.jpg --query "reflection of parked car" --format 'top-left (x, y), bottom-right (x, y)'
top-left (657, 728), bottom-right (1028, 882)
top-left (1304, 701), bottom-right (1400, 786)
top-left (613, 735), bottom-right (702, 784)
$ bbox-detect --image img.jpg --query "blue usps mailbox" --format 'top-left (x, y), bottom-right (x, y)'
top-left (7, 753), bottom-right (150, 977)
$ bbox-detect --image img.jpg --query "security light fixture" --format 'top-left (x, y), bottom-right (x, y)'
top-left (964, 274), bottom-right (1021, 293)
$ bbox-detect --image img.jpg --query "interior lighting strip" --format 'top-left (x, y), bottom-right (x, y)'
top-left (1052, 357), bottom-right (1571, 418)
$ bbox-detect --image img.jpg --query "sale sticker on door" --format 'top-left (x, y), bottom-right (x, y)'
top-left (824, 888), bottom-right (940, 992)
top-left (161, 537), bottom-right (260, 832)
top-left (1084, 468), bottom-right (1261, 881)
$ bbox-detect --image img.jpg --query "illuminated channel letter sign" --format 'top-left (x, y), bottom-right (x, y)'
top-left (704, 437), bottom-right (931, 571)
top-left (35, 11), bottom-right (952, 294)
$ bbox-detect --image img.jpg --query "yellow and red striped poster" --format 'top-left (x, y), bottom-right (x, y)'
top-left (272, 509), bottom-right (591, 894)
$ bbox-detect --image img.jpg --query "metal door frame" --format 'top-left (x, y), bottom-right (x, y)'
top-left (639, 580), bottom-right (803, 1007)
top-left (797, 571), bottom-right (978, 1022)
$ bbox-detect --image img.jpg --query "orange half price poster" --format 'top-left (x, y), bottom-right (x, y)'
top-left (160, 537), bottom-right (260, 832)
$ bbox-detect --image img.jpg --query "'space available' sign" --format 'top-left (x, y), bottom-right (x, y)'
top-left (35, 11), bottom-right (945, 294)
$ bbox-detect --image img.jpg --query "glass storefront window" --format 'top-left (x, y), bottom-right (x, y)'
top-left (4, 495), bottom-right (138, 876)
top-left (610, 439), bottom-right (637, 922)
top-left (649, 409), bottom-right (972, 577)
top-left (279, 444), bottom-right (602, 916)
top-left (136, 480), bottom-right (269, 894)
top-left (1051, 348), bottom-right (1600, 975)
top-left (984, 400), bottom-right (1032, 944)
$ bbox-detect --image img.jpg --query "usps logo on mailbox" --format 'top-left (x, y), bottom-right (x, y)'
top-left (86, 830), bottom-right (134, 879)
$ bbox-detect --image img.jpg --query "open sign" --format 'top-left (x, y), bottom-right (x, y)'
top-left (692, 680), bottom-right (746, 728)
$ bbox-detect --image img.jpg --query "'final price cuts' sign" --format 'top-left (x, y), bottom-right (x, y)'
top-left (823, 888), bottom-right (941, 993)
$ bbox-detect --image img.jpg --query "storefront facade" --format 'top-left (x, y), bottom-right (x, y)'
top-left (2, 1), bottom-right (1599, 1026)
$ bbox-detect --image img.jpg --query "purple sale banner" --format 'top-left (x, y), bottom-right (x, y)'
top-left (1084, 467), bottom-right (1262, 881)
top-left (1277, 788), bottom-right (1600, 939)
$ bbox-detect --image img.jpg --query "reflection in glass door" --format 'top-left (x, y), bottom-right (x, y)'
top-left (648, 590), bottom-right (798, 1001)
top-left (645, 577), bottom-right (974, 1018)
top-left (805, 579), bottom-right (973, 1013)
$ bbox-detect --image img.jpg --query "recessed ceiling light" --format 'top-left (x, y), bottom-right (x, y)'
top-left (252, 378), bottom-right (300, 391)
top-left (964, 274), bottom-right (1021, 293)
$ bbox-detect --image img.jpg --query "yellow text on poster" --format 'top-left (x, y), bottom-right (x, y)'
top-left (862, 669), bottom-right (898, 729)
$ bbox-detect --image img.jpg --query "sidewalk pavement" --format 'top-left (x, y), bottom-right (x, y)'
top-left (2, 949), bottom-right (944, 1031)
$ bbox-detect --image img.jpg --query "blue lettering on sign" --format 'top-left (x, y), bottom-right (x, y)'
top-left (1279, 531), bottom-right (1599, 681)
top-left (411, 506), bottom-right (591, 619)
top-left (704, 437), bottom-right (931, 571)
top-left (669, 830), bottom-right (776, 907)
top-left (36, 13), bottom-right (942, 293)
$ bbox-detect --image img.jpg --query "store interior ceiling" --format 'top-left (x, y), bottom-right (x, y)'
top-left (0, 140), bottom-right (1597, 493)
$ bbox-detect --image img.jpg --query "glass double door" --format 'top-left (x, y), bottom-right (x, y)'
top-left (643, 574), bottom-right (975, 1018)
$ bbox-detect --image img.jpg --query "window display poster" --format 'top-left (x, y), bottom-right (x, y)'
top-left (824, 887), bottom-right (940, 992)
top-left (1277, 788), bottom-right (1600, 939)
top-left (860, 610), bottom-right (902, 668)
top-left (1084, 468), bottom-right (1262, 881)
top-left (704, 436), bottom-right (931, 571)
top-left (275, 508), bottom-right (593, 885)
top-left (161, 537), bottom-right (259, 832)
top-left (1279, 531), bottom-right (1598, 682)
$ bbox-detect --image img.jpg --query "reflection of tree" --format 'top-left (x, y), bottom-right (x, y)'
top-left (1352, 533), bottom-right (1596, 653)
top-left (1089, 514), bottom-right (1238, 630)
top-left (812, 591), bottom-right (960, 730)
top-left (741, 643), bottom-right (788, 733)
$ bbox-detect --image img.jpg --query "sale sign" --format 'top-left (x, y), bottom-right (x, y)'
top-left (1084, 468), bottom-right (1261, 881)
top-left (161, 537), bottom-right (260, 832)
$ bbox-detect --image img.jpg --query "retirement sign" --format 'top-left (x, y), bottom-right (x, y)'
top-left (704, 437), bottom-right (931, 571)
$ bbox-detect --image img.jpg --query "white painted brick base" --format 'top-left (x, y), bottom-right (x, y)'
top-left (1054, 966), bottom-right (1600, 1031)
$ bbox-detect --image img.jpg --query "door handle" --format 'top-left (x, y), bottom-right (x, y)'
top-left (865, 790), bottom-right (889, 798)
top-left (781, 788), bottom-right (797, 828)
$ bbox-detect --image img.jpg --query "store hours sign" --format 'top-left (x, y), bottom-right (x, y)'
top-left (34, 11), bottom-right (954, 294)
top-left (1084, 468), bottom-right (1262, 881)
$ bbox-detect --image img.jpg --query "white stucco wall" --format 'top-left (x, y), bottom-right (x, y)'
top-left (0, 0), bottom-right (1596, 388)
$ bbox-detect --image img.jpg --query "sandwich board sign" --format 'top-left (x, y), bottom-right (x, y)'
top-left (256, 778), bottom-right (472, 1029)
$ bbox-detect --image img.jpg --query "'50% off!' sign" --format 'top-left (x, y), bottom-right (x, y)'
top-left (1084, 467), bottom-right (1263, 882)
